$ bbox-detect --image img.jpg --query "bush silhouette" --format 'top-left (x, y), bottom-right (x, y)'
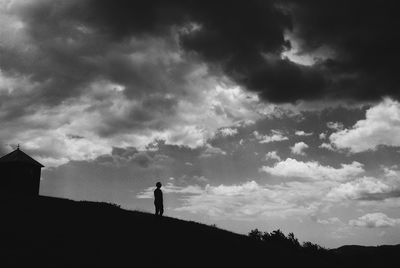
top-left (302, 241), bottom-right (326, 252)
top-left (248, 228), bottom-right (324, 253)
top-left (248, 228), bottom-right (263, 241)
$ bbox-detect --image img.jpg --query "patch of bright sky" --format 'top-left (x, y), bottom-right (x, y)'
top-left (281, 30), bottom-right (335, 66)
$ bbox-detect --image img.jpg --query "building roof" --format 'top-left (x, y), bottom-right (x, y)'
top-left (0, 148), bottom-right (44, 167)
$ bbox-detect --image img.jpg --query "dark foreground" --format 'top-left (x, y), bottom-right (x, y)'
top-left (1, 196), bottom-right (398, 267)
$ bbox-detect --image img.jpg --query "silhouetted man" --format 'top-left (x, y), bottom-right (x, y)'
top-left (154, 182), bottom-right (163, 216)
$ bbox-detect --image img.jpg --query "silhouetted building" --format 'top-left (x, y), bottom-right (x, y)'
top-left (0, 147), bottom-right (44, 198)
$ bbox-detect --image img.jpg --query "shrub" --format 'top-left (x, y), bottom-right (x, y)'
top-left (248, 228), bottom-right (324, 253)
top-left (248, 228), bottom-right (263, 241)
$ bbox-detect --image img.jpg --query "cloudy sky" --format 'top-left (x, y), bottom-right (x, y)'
top-left (2, 0), bottom-right (400, 248)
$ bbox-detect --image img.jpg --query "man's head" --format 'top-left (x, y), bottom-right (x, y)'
top-left (156, 182), bottom-right (162, 188)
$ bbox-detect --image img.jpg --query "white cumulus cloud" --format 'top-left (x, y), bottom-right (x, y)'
top-left (295, 130), bottom-right (313, 136)
top-left (326, 176), bottom-right (400, 201)
top-left (319, 142), bottom-right (335, 151)
top-left (327, 121), bottom-right (344, 131)
top-left (253, 130), bottom-right (288, 144)
top-left (330, 98), bottom-right (400, 153)
top-left (290, 142), bottom-right (309, 155)
top-left (265, 151), bottom-right (281, 161)
top-left (349, 213), bottom-right (400, 228)
top-left (262, 158), bottom-right (364, 181)
top-left (217, 127), bottom-right (238, 137)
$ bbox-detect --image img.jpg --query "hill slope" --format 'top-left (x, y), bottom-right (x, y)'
top-left (1, 196), bottom-right (399, 267)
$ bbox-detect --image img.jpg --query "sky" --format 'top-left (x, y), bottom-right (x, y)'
top-left (1, 0), bottom-right (400, 248)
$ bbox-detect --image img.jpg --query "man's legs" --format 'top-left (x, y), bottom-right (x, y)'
top-left (159, 205), bottom-right (164, 216)
top-left (155, 204), bottom-right (163, 216)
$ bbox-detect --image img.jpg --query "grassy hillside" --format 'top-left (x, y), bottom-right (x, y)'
top-left (1, 196), bottom-right (398, 267)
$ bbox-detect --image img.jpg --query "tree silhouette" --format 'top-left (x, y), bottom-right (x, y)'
top-left (248, 228), bottom-right (325, 253)
top-left (248, 228), bottom-right (263, 241)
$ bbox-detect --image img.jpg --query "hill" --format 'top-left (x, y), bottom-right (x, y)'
top-left (1, 196), bottom-right (398, 267)
top-left (331, 244), bottom-right (400, 267)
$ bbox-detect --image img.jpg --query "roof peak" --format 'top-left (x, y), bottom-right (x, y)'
top-left (0, 148), bottom-right (44, 167)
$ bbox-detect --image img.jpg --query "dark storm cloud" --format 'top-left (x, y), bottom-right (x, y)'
top-left (1, 0), bottom-right (97, 104)
top-left (179, 0), bottom-right (400, 102)
top-left (178, 1), bottom-right (329, 102)
top-left (288, 0), bottom-right (400, 101)
top-left (1, 0), bottom-right (189, 123)
top-left (87, 0), bottom-right (400, 103)
top-left (91, 0), bottom-right (323, 103)
top-left (357, 190), bottom-right (400, 201)
top-left (2, 0), bottom-right (400, 108)
top-left (1, 0), bottom-right (322, 108)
